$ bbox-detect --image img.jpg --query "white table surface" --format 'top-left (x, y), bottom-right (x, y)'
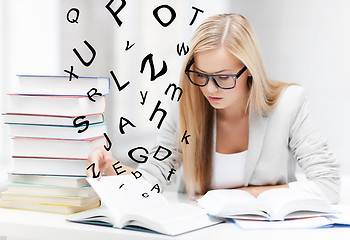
top-left (1, 176), bottom-right (350, 240)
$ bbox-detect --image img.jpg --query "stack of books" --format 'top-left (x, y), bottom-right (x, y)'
top-left (0, 74), bottom-right (110, 214)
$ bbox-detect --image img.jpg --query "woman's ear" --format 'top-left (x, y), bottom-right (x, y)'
top-left (247, 69), bottom-right (252, 77)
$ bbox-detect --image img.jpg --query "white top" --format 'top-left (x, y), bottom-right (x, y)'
top-left (138, 86), bottom-right (340, 204)
top-left (210, 150), bottom-right (247, 189)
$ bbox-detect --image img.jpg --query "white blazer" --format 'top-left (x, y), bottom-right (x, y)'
top-left (138, 85), bottom-right (340, 204)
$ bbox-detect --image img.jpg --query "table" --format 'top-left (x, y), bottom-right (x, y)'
top-left (1, 179), bottom-right (350, 240)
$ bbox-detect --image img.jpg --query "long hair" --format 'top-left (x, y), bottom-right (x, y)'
top-left (179, 13), bottom-right (292, 196)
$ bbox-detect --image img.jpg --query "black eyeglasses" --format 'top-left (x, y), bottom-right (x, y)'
top-left (185, 58), bottom-right (247, 89)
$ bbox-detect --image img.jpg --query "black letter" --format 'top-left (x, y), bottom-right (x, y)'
top-left (86, 163), bottom-right (100, 178)
top-left (64, 66), bottom-right (79, 81)
top-left (140, 91), bottom-right (148, 105)
top-left (149, 100), bottom-right (167, 129)
top-left (73, 40), bottom-right (96, 67)
top-left (67, 8), bottom-right (79, 24)
top-left (131, 170), bottom-right (142, 180)
top-left (151, 184), bottom-right (161, 193)
top-left (73, 116), bottom-right (89, 133)
top-left (112, 161), bottom-right (126, 175)
top-left (167, 168), bottom-right (176, 181)
top-left (87, 88), bottom-right (102, 102)
top-left (110, 70), bottom-right (130, 91)
top-left (140, 53), bottom-right (167, 81)
top-left (153, 5), bottom-right (176, 27)
top-left (181, 130), bottom-right (191, 145)
top-left (189, 6), bottom-right (204, 26)
top-left (125, 40), bottom-right (135, 51)
top-left (104, 133), bottom-right (112, 151)
top-left (153, 146), bottom-right (172, 161)
top-left (105, 0), bottom-right (126, 26)
top-left (119, 117), bottom-right (136, 135)
top-left (176, 42), bottom-right (189, 56)
top-left (164, 83), bottom-right (183, 102)
top-left (142, 193), bottom-right (149, 198)
top-left (128, 147), bottom-right (149, 164)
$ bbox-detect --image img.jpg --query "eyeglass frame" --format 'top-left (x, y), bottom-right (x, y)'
top-left (184, 58), bottom-right (247, 90)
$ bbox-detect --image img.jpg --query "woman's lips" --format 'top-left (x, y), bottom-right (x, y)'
top-left (209, 96), bottom-right (222, 102)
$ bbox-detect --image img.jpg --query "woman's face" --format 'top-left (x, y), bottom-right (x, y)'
top-left (194, 46), bottom-right (250, 111)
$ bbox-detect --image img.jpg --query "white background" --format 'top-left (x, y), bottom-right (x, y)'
top-left (1, 0), bottom-right (349, 190)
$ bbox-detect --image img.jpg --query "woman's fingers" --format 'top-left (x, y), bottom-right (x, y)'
top-left (87, 146), bottom-right (118, 180)
top-left (86, 147), bottom-right (104, 179)
top-left (97, 152), bottom-right (114, 180)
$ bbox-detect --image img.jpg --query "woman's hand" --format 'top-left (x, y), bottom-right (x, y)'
top-left (86, 146), bottom-right (135, 180)
top-left (86, 146), bottom-right (116, 180)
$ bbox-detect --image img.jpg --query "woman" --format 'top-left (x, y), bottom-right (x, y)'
top-left (87, 13), bottom-right (340, 204)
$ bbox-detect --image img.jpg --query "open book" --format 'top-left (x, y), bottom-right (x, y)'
top-left (66, 175), bottom-right (222, 236)
top-left (196, 188), bottom-right (335, 221)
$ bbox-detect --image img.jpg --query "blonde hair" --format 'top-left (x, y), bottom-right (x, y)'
top-left (179, 13), bottom-right (292, 196)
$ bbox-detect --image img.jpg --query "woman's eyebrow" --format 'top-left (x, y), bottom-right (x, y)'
top-left (194, 66), bottom-right (231, 74)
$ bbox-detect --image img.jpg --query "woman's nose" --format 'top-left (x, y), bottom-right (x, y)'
top-left (205, 78), bottom-right (219, 93)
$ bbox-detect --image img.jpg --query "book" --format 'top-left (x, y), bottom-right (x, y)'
top-left (0, 199), bottom-right (100, 214)
top-left (11, 136), bottom-right (105, 159)
top-left (67, 175), bottom-right (223, 236)
top-left (196, 188), bottom-right (335, 221)
top-left (6, 94), bottom-right (106, 116)
top-left (7, 122), bottom-right (107, 140)
top-left (1, 191), bottom-right (100, 206)
top-left (8, 173), bottom-right (89, 187)
top-left (7, 182), bottom-right (96, 197)
top-left (2, 113), bottom-right (104, 127)
top-left (10, 157), bottom-right (87, 176)
top-left (14, 75), bottom-right (110, 96)
top-left (232, 204), bottom-right (350, 229)
top-left (232, 215), bottom-right (350, 230)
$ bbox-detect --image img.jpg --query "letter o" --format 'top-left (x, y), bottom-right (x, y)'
top-left (153, 5), bottom-right (176, 27)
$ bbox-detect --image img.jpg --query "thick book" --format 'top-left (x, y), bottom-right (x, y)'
top-left (1, 191), bottom-right (100, 206)
top-left (6, 94), bottom-right (106, 116)
top-left (7, 182), bottom-right (96, 197)
top-left (3, 113), bottom-right (104, 127)
top-left (10, 157), bottom-right (87, 176)
top-left (67, 175), bottom-right (223, 236)
top-left (11, 136), bottom-right (105, 159)
top-left (0, 199), bottom-right (100, 214)
top-left (8, 173), bottom-right (89, 187)
top-left (196, 188), bottom-right (335, 221)
top-left (7, 122), bottom-right (107, 140)
top-left (15, 75), bottom-right (110, 96)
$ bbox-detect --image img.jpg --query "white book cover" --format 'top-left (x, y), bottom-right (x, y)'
top-left (14, 75), bottom-right (110, 96)
top-left (10, 157), bottom-right (87, 176)
top-left (6, 94), bottom-right (106, 117)
top-left (7, 122), bottom-right (107, 140)
top-left (12, 136), bottom-right (106, 159)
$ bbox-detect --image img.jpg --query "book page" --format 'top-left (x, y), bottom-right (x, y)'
top-left (234, 216), bottom-right (332, 230)
top-left (86, 175), bottom-right (168, 227)
top-left (66, 205), bottom-right (114, 227)
top-left (197, 189), bottom-right (269, 218)
top-left (122, 203), bottom-right (220, 235)
top-left (257, 188), bottom-right (333, 220)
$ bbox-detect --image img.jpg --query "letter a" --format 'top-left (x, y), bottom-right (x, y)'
top-left (119, 117), bottom-right (136, 135)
